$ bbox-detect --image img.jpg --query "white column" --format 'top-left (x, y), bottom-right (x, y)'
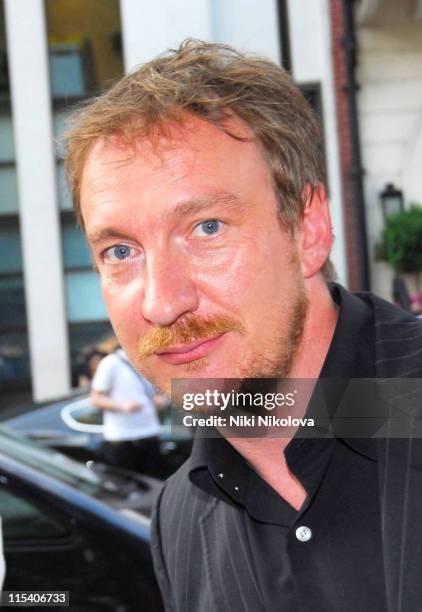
top-left (120, 0), bottom-right (212, 71)
top-left (211, 0), bottom-right (280, 61)
top-left (120, 0), bottom-right (279, 70)
top-left (5, 0), bottom-right (71, 401)
top-left (287, 0), bottom-right (347, 284)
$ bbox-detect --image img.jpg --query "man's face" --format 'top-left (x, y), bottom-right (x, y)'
top-left (81, 116), bottom-right (309, 394)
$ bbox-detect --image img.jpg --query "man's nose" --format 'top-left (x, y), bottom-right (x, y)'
top-left (141, 252), bottom-right (199, 326)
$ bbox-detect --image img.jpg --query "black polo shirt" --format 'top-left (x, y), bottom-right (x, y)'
top-left (188, 285), bottom-right (387, 611)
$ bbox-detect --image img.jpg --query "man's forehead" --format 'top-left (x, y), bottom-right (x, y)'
top-left (80, 113), bottom-right (273, 232)
top-left (85, 131), bottom-right (193, 176)
top-left (80, 139), bottom-right (197, 218)
top-left (84, 113), bottom-right (255, 175)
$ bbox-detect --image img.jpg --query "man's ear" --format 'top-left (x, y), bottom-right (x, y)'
top-left (297, 184), bottom-right (333, 279)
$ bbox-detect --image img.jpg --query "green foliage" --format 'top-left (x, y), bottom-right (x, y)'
top-left (375, 205), bottom-right (422, 273)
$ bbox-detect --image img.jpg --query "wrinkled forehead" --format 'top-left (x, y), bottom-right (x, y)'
top-left (83, 128), bottom-right (191, 180)
top-left (83, 112), bottom-right (257, 172)
top-left (80, 115), bottom-right (270, 212)
top-left (79, 134), bottom-right (193, 222)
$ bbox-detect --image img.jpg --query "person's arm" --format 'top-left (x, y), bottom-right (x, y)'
top-left (90, 389), bottom-right (143, 413)
top-left (78, 374), bottom-right (91, 388)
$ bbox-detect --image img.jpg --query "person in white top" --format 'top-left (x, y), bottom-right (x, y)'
top-left (91, 348), bottom-right (167, 473)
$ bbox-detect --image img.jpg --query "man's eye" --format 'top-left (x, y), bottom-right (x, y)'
top-left (104, 244), bottom-right (133, 262)
top-left (193, 220), bottom-right (223, 236)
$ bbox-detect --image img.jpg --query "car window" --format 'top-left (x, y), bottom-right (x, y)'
top-left (0, 486), bottom-right (70, 543)
top-left (0, 426), bottom-right (161, 516)
top-left (0, 426), bottom-right (103, 495)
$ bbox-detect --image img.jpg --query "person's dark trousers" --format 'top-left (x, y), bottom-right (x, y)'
top-left (100, 436), bottom-right (161, 476)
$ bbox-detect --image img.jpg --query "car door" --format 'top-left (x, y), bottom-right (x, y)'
top-left (0, 473), bottom-right (164, 611)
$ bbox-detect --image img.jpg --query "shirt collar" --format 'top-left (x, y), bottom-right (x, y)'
top-left (321, 284), bottom-right (377, 460)
top-left (321, 283), bottom-right (375, 378)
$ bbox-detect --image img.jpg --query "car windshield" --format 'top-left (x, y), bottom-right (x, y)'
top-left (0, 425), bottom-right (156, 510)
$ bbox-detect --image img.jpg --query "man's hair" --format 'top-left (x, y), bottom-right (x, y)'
top-left (63, 39), bottom-right (334, 278)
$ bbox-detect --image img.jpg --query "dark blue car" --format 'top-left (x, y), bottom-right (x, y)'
top-left (0, 426), bottom-right (165, 611)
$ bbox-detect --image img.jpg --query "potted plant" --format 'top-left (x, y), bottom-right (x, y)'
top-left (375, 205), bottom-right (422, 313)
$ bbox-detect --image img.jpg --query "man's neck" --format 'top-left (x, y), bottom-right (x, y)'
top-left (227, 279), bottom-right (338, 509)
top-left (288, 278), bottom-right (338, 379)
top-left (228, 436), bottom-right (307, 510)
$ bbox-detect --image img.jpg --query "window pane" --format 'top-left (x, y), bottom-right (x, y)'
top-left (45, 0), bottom-right (124, 99)
top-left (56, 163), bottom-right (73, 211)
top-left (0, 488), bottom-right (70, 541)
top-left (52, 109), bottom-right (71, 139)
top-left (0, 276), bottom-right (27, 327)
top-left (65, 270), bottom-right (107, 322)
top-left (0, 329), bottom-right (31, 392)
top-left (0, 227), bottom-right (23, 274)
top-left (49, 43), bottom-right (88, 98)
top-left (0, 166), bottom-right (19, 214)
top-left (62, 222), bottom-right (92, 268)
top-left (0, 0), bottom-right (31, 404)
top-left (0, 114), bottom-right (15, 162)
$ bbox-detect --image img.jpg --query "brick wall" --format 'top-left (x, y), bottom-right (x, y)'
top-left (330, 0), bottom-right (365, 291)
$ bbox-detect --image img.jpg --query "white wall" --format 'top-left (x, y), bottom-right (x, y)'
top-left (357, 22), bottom-right (422, 298)
top-left (120, 0), bottom-right (212, 71)
top-left (210, 0), bottom-right (280, 61)
top-left (288, 0), bottom-right (347, 285)
top-left (120, 0), bottom-right (280, 70)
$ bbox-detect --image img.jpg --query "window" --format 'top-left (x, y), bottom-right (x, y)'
top-left (0, 483), bottom-right (71, 544)
top-left (45, 0), bottom-right (124, 385)
top-left (0, 1), bottom-right (32, 405)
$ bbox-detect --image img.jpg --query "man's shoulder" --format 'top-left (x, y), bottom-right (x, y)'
top-left (357, 290), bottom-right (421, 324)
top-left (151, 456), bottom-right (214, 593)
top-left (158, 458), bottom-right (211, 514)
top-left (161, 457), bottom-right (192, 496)
top-left (355, 289), bottom-right (422, 376)
top-left (94, 351), bottom-right (129, 378)
top-left (91, 353), bottom-right (117, 388)
top-left (355, 289), bottom-right (422, 339)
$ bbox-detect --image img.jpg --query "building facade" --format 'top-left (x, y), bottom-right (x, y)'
top-left (355, 0), bottom-right (422, 299)
top-left (0, 0), bottom-right (346, 406)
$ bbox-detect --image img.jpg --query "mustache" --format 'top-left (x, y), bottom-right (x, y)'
top-left (137, 314), bottom-right (245, 359)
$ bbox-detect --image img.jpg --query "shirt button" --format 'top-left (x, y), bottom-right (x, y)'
top-left (295, 526), bottom-right (312, 542)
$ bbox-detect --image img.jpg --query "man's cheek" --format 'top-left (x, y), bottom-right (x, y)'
top-left (101, 279), bottom-right (143, 326)
top-left (101, 272), bottom-right (140, 302)
top-left (196, 253), bottom-right (255, 306)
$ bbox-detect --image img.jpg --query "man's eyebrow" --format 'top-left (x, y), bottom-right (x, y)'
top-left (87, 192), bottom-right (244, 245)
top-left (87, 228), bottom-right (133, 245)
top-left (169, 191), bottom-right (244, 219)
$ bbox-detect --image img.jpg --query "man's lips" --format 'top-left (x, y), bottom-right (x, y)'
top-left (154, 334), bottom-right (226, 365)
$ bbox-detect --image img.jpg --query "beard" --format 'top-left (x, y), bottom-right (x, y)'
top-left (135, 279), bottom-right (309, 397)
top-left (238, 289), bottom-right (308, 379)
